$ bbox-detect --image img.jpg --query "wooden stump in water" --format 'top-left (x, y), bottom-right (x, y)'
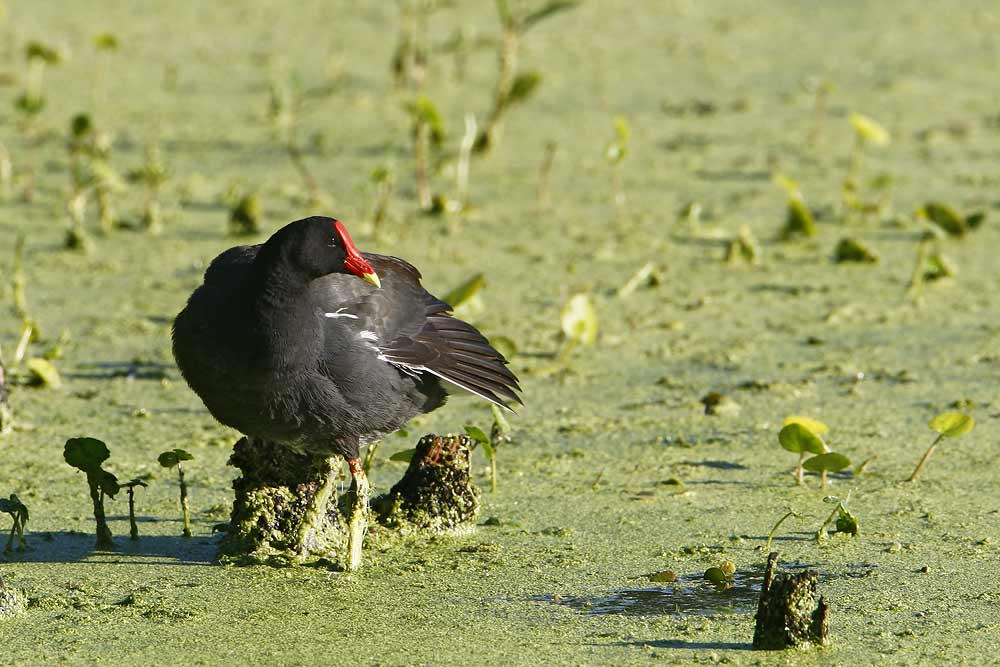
top-left (752, 552), bottom-right (830, 650)
top-left (219, 437), bottom-right (345, 564)
top-left (375, 434), bottom-right (480, 533)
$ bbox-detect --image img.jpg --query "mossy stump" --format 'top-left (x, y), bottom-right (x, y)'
top-left (753, 552), bottom-right (830, 650)
top-left (376, 434), bottom-right (480, 533)
top-left (219, 437), bottom-right (345, 564)
top-left (0, 574), bottom-right (26, 618)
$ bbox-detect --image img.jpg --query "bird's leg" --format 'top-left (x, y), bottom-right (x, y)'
top-left (345, 456), bottom-right (370, 571)
top-left (295, 456), bottom-right (340, 560)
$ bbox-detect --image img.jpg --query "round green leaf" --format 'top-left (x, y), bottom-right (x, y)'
top-left (389, 448), bottom-right (416, 463)
top-left (778, 423), bottom-right (825, 454)
top-left (928, 412), bottom-right (974, 438)
top-left (64, 437), bottom-right (111, 473)
top-left (26, 357), bottom-right (62, 388)
top-left (703, 567), bottom-right (728, 584)
top-left (803, 452), bottom-right (851, 473)
top-left (782, 416), bottom-right (828, 435)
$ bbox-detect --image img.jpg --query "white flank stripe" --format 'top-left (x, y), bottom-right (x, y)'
top-left (325, 308), bottom-right (358, 319)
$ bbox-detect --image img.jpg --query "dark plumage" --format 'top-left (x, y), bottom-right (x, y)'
top-left (171, 216), bottom-right (521, 568)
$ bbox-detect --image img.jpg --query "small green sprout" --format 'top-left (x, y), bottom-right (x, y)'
top-left (25, 357), bottom-right (61, 388)
top-left (0, 494), bottom-right (28, 552)
top-left (127, 143), bottom-right (169, 234)
top-left (0, 344), bottom-right (11, 436)
top-left (765, 509), bottom-right (804, 552)
top-left (266, 79), bottom-right (324, 210)
top-left (617, 262), bottom-right (661, 298)
top-left (778, 417), bottom-right (826, 485)
top-left (774, 174), bottom-right (816, 239)
top-left (536, 141), bottom-right (558, 208)
top-left (158, 449), bottom-right (194, 537)
top-left (704, 560), bottom-right (736, 591)
top-left (370, 166), bottom-right (394, 236)
top-left (404, 95), bottom-right (445, 212)
top-left (560, 293), bottom-right (598, 361)
top-left (64, 437), bottom-right (119, 549)
top-left (843, 112), bottom-right (890, 215)
top-left (907, 412), bottom-right (975, 482)
top-left (815, 494), bottom-right (858, 542)
top-left (920, 202), bottom-right (985, 239)
top-left (227, 191), bottom-right (262, 237)
top-left (725, 225), bottom-right (761, 265)
top-left (15, 41), bottom-right (62, 131)
top-left (121, 479), bottom-right (148, 540)
top-left (604, 116), bottom-right (631, 208)
top-left (464, 406), bottom-right (512, 493)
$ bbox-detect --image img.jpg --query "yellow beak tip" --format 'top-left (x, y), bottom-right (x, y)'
top-left (363, 272), bottom-right (381, 288)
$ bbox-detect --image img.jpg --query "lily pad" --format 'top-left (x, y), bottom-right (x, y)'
top-left (158, 448), bottom-right (194, 468)
top-left (64, 437), bottom-right (111, 473)
top-left (928, 412), bottom-right (974, 438)
top-left (778, 423), bottom-right (825, 454)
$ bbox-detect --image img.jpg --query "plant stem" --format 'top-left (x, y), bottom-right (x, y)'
top-left (489, 451), bottom-right (497, 493)
top-left (815, 503), bottom-right (842, 542)
top-left (286, 138), bottom-right (321, 209)
top-left (178, 465), bottom-right (191, 537)
top-left (0, 141), bottom-right (11, 201)
top-left (795, 452), bottom-right (805, 485)
top-left (12, 233), bottom-right (27, 322)
top-left (820, 470), bottom-right (828, 489)
top-left (362, 440), bottom-right (381, 475)
top-left (5, 520), bottom-right (15, 552)
top-left (536, 141), bottom-right (557, 208)
top-left (0, 344), bottom-right (11, 436)
top-left (765, 510), bottom-right (800, 552)
top-left (907, 434), bottom-right (944, 482)
top-left (128, 487), bottom-right (139, 540)
top-left (88, 478), bottom-right (114, 549)
top-left (414, 121), bottom-right (431, 210)
top-left (456, 112), bottom-right (476, 209)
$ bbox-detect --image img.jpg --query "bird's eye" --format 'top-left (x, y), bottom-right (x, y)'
top-left (328, 238), bottom-right (338, 247)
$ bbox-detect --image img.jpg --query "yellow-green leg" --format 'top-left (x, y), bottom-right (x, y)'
top-left (345, 456), bottom-right (370, 571)
top-left (296, 457), bottom-right (339, 560)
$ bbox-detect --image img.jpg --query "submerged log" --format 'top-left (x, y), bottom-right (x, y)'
top-left (375, 434), bottom-right (480, 533)
top-left (752, 552), bottom-right (830, 650)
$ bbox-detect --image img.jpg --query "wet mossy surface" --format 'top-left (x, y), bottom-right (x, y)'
top-left (2, 1), bottom-right (1000, 665)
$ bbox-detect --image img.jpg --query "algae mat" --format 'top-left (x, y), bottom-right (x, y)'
top-left (1, 1), bottom-right (999, 664)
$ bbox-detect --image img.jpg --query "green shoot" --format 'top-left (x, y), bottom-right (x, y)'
top-left (559, 293), bottom-right (598, 361)
top-left (920, 202), bottom-right (984, 239)
top-left (0, 344), bottom-right (11, 435)
top-left (227, 191), bottom-right (262, 237)
top-left (907, 412), bottom-right (975, 482)
top-left (0, 494), bottom-right (28, 552)
top-left (12, 233), bottom-right (28, 326)
top-left (725, 225), bottom-right (761, 265)
top-left (765, 509), bottom-right (804, 553)
top-left (815, 494), bottom-right (858, 542)
top-left (704, 560), bottom-right (737, 591)
top-left (15, 41), bottom-right (62, 133)
top-left (456, 112), bottom-right (477, 211)
top-left (121, 479), bottom-right (147, 540)
top-left (0, 140), bottom-right (11, 201)
top-left (267, 79), bottom-right (323, 209)
top-left (604, 116), bottom-right (630, 208)
top-left (833, 237), bottom-right (878, 263)
top-left (778, 417), bottom-right (826, 485)
top-left (475, 0), bottom-right (578, 152)
top-left (404, 95), bottom-right (445, 212)
top-left (774, 174), bottom-right (816, 239)
top-left (802, 452), bottom-right (851, 489)
top-left (370, 166), bottom-right (394, 237)
top-left (843, 112), bottom-right (890, 216)
top-left (536, 141), bottom-right (558, 208)
top-left (158, 449), bottom-right (194, 537)
top-left (64, 437), bottom-right (119, 549)
top-left (617, 262), bottom-right (661, 298)
top-left (127, 143), bottom-right (169, 234)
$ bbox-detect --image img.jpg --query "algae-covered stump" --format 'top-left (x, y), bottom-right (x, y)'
top-left (220, 437), bottom-right (346, 564)
top-left (753, 552), bottom-right (830, 650)
top-left (377, 434), bottom-right (481, 532)
top-left (0, 574), bottom-right (26, 619)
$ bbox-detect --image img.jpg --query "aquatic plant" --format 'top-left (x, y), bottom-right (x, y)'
top-left (704, 560), bottom-right (736, 591)
top-left (725, 225), bottom-right (761, 265)
top-left (64, 437), bottom-right (119, 549)
top-left (390, 0), bottom-right (451, 89)
top-left (0, 344), bottom-right (10, 436)
top-left (369, 166), bottom-right (394, 236)
top-left (842, 112), bottom-right (890, 215)
top-left (560, 293), bottom-right (599, 361)
top-left (474, 0), bottom-right (578, 152)
top-left (774, 175), bottom-right (816, 239)
top-left (127, 142), bottom-right (169, 234)
top-left (14, 41), bottom-right (62, 132)
top-left (778, 418), bottom-right (826, 485)
top-left (266, 79), bottom-right (323, 209)
top-left (227, 190), bottom-right (262, 237)
top-left (92, 32), bottom-right (120, 108)
top-left (920, 201), bottom-right (985, 239)
top-left (455, 112), bottom-right (477, 212)
top-left (120, 479), bottom-right (148, 540)
top-left (814, 494), bottom-right (858, 542)
top-left (0, 494), bottom-right (28, 552)
top-left (833, 237), bottom-right (878, 263)
top-left (0, 140), bottom-right (11, 201)
top-left (906, 412), bottom-right (974, 482)
top-left (604, 116), bottom-right (631, 208)
top-left (803, 452), bottom-right (851, 489)
top-left (158, 449), bottom-right (194, 537)
top-left (536, 141), bottom-right (558, 208)
top-left (464, 405), bottom-right (511, 493)
top-left (404, 95), bottom-right (445, 212)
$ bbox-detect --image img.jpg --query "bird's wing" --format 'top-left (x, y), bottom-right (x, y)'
top-left (317, 254), bottom-right (522, 411)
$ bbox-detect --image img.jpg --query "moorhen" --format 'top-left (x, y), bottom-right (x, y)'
top-left (172, 216), bottom-right (521, 568)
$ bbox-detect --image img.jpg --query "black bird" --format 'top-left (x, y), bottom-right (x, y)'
top-left (172, 216), bottom-right (521, 568)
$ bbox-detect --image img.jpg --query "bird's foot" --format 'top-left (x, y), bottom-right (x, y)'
top-left (345, 457), bottom-right (370, 571)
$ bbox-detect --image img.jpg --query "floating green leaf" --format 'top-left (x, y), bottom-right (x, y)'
top-left (923, 202), bottom-right (967, 237)
top-left (561, 294), bottom-right (598, 345)
top-left (803, 452), bottom-right (851, 473)
top-left (703, 567), bottom-right (728, 584)
top-left (778, 423), bottom-right (825, 454)
top-left (389, 448), bottom-right (416, 463)
top-left (26, 357), bottom-right (61, 388)
top-left (442, 274), bottom-right (486, 309)
top-left (834, 237), bottom-right (879, 263)
top-left (928, 412), bottom-right (974, 438)
top-left (834, 507), bottom-right (859, 536)
top-left (648, 569), bottom-right (677, 583)
top-left (849, 112), bottom-right (890, 146)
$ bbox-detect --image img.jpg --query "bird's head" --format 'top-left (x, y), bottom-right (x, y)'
top-left (278, 216), bottom-right (380, 287)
